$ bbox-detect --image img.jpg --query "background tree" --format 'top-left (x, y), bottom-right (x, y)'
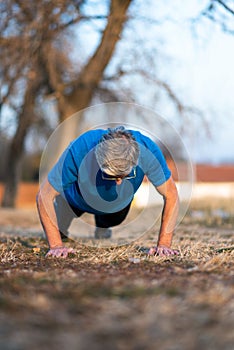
top-left (201, 0), bottom-right (234, 34)
top-left (0, 0), bottom-right (131, 207)
top-left (1, 0), bottom-right (221, 207)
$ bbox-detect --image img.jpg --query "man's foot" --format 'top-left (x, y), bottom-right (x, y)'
top-left (94, 227), bottom-right (112, 239)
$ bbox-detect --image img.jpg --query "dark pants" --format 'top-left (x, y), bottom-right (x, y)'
top-left (54, 195), bottom-right (131, 234)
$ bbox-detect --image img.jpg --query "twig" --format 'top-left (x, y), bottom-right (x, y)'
top-left (215, 246), bottom-right (234, 253)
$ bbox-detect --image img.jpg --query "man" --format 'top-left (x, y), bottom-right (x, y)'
top-left (36, 126), bottom-right (179, 258)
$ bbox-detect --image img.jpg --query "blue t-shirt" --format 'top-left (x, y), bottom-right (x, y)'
top-left (48, 129), bottom-right (171, 214)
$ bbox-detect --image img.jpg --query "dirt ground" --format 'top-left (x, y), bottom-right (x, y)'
top-left (0, 195), bottom-right (233, 350)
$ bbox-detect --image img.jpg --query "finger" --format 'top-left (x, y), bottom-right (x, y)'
top-left (167, 249), bottom-right (174, 255)
top-left (148, 247), bottom-right (156, 255)
top-left (59, 249), bottom-right (69, 258)
top-left (45, 250), bottom-right (54, 257)
top-left (61, 248), bottom-right (75, 258)
top-left (158, 248), bottom-right (171, 256)
top-left (164, 249), bottom-right (179, 256)
top-left (168, 249), bottom-right (179, 255)
top-left (67, 248), bottom-right (76, 254)
top-left (52, 251), bottom-right (62, 258)
top-left (157, 248), bottom-right (165, 256)
top-left (163, 251), bottom-right (170, 256)
top-left (61, 251), bottom-right (68, 258)
top-left (45, 251), bottom-right (51, 258)
top-left (174, 250), bottom-right (180, 255)
top-left (63, 248), bottom-right (72, 258)
top-left (162, 250), bottom-right (170, 256)
top-left (54, 249), bottom-right (62, 257)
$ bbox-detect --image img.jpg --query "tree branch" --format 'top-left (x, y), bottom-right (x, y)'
top-left (75, 0), bottom-right (131, 86)
top-left (214, 0), bottom-right (234, 16)
top-left (57, 0), bottom-right (132, 119)
top-left (200, 0), bottom-right (234, 34)
top-left (103, 67), bottom-right (206, 125)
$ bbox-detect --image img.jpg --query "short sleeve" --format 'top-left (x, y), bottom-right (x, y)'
top-left (138, 134), bottom-right (171, 187)
top-left (48, 146), bottom-right (78, 193)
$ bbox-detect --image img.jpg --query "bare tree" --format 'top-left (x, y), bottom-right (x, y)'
top-left (201, 0), bottom-right (234, 34)
top-left (0, 0), bottom-right (131, 207)
top-left (1, 0), bottom-right (207, 207)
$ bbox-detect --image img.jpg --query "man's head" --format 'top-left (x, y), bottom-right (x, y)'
top-left (95, 126), bottom-right (139, 178)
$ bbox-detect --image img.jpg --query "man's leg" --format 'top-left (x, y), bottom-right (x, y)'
top-left (54, 195), bottom-right (84, 240)
top-left (94, 203), bottom-right (131, 239)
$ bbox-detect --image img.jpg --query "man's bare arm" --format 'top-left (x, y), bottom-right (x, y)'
top-left (36, 179), bottom-right (75, 257)
top-left (149, 176), bottom-right (179, 256)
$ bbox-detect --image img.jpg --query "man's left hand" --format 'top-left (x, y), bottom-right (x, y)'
top-left (148, 245), bottom-right (179, 256)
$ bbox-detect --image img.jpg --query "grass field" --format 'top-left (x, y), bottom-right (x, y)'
top-left (0, 199), bottom-right (233, 350)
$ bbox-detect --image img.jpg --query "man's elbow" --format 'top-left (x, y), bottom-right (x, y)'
top-left (36, 189), bottom-right (42, 210)
top-left (170, 186), bottom-right (179, 202)
top-left (165, 182), bottom-right (179, 205)
top-left (172, 183), bottom-right (179, 199)
top-left (36, 179), bottom-right (59, 208)
top-left (36, 184), bottom-right (45, 209)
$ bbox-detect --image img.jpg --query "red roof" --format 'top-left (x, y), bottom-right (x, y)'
top-left (195, 164), bottom-right (234, 182)
top-left (167, 160), bottom-right (234, 182)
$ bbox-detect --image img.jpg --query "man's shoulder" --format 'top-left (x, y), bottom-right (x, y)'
top-left (71, 129), bottom-right (106, 147)
top-left (129, 130), bottom-right (155, 145)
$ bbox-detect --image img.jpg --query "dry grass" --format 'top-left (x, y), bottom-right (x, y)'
top-left (0, 199), bottom-right (233, 350)
top-left (185, 198), bottom-right (234, 228)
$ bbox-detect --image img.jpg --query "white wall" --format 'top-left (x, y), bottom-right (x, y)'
top-left (134, 182), bottom-right (234, 208)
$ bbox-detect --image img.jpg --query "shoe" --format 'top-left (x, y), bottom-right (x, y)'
top-left (60, 231), bottom-right (70, 241)
top-left (94, 227), bottom-right (112, 239)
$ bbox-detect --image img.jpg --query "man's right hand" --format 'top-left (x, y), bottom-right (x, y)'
top-left (45, 247), bottom-right (76, 258)
top-left (148, 245), bottom-right (179, 256)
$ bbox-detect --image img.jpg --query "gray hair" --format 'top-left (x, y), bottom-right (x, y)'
top-left (95, 126), bottom-right (139, 176)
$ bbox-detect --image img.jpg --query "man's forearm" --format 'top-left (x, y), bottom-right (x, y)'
top-left (36, 188), bottom-right (63, 249)
top-left (157, 194), bottom-right (179, 248)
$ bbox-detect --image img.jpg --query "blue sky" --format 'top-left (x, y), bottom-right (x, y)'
top-left (1, 0), bottom-right (233, 164)
top-left (163, 10), bottom-right (234, 163)
top-left (134, 0), bottom-right (234, 164)
top-left (82, 0), bottom-right (234, 164)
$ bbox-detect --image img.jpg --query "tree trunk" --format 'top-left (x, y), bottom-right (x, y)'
top-left (1, 148), bottom-right (23, 208)
top-left (1, 80), bottom-right (40, 207)
top-left (1, 0), bottom-right (131, 207)
top-left (58, 0), bottom-right (132, 120)
top-left (53, 0), bottom-right (131, 162)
